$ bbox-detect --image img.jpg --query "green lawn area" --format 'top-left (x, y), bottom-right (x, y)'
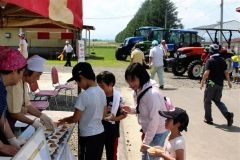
top-left (47, 47), bottom-right (130, 68)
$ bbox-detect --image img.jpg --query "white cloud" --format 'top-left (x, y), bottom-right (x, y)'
top-left (172, 0), bottom-right (240, 28)
top-left (83, 0), bottom-right (240, 40)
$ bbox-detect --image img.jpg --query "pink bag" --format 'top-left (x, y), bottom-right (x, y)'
top-left (164, 97), bottom-right (174, 111)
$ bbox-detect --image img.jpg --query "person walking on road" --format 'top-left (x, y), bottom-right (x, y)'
top-left (63, 40), bottom-right (74, 67)
top-left (149, 40), bottom-right (165, 89)
top-left (200, 44), bottom-right (234, 126)
top-left (130, 43), bottom-right (145, 65)
top-left (123, 63), bottom-right (169, 160)
top-left (160, 40), bottom-right (168, 57)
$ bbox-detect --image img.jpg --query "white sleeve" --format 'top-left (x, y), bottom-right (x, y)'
top-left (149, 49), bottom-right (154, 58)
top-left (74, 93), bottom-right (86, 111)
top-left (174, 138), bottom-right (185, 150)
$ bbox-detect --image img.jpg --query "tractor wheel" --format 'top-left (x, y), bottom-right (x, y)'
top-left (187, 60), bottom-right (202, 79)
top-left (115, 49), bottom-right (127, 61)
top-left (172, 62), bottom-right (187, 76)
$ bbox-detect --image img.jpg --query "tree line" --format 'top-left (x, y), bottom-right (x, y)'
top-left (115, 0), bottom-right (183, 43)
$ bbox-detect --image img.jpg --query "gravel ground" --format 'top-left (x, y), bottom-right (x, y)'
top-left (45, 64), bottom-right (240, 159)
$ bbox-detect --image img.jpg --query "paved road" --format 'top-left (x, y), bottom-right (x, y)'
top-left (38, 71), bottom-right (239, 160)
top-left (119, 86), bottom-right (240, 160)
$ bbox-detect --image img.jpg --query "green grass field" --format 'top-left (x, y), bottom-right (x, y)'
top-left (47, 47), bottom-right (130, 68)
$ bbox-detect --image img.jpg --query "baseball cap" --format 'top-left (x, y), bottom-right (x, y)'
top-left (27, 55), bottom-right (46, 72)
top-left (159, 107), bottom-right (187, 119)
top-left (159, 107), bottom-right (189, 131)
top-left (152, 40), bottom-right (159, 46)
top-left (68, 62), bottom-right (95, 82)
top-left (209, 44), bottom-right (219, 54)
top-left (0, 46), bottom-right (27, 71)
top-left (18, 32), bottom-right (25, 37)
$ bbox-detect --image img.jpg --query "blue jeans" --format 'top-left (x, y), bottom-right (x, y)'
top-left (150, 66), bottom-right (164, 86)
top-left (142, 131), bottom-right (169, 160)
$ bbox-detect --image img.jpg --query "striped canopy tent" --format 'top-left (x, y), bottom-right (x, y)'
top-left (0, 0), bottom-right (83, 30)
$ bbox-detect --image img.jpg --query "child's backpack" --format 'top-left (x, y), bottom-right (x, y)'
top-left (136, 86), bottom-right (174, 113)
top-left (164, 97), bottom-right (175, 111)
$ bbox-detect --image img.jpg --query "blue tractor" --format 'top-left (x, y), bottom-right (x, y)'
top-left (115, 26), bottom-right (161, 60)
top-left (115, 26), bottom-right (201, 61)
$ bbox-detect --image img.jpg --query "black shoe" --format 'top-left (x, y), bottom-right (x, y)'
top-left (159, 85), bottom-right (164, 89)
top-left (204, 120), bottom-right (214, 125)
top-left (227, 112), bottom-right (234, 126)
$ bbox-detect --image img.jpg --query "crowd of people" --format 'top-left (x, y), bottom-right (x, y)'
top-left (0, 37), bottom-right (236, 160)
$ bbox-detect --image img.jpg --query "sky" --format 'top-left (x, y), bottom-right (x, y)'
top-left (83, 0), bottom-right (240, 40)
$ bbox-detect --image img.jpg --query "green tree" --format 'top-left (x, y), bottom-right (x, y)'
top-left (115, 0), bottom-right (182, 43)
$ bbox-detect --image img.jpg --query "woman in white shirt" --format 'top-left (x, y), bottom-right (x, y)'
top-left (123, 63), bottom-right (169, 160)
top-left (18, 32), bottom-right (28, 59)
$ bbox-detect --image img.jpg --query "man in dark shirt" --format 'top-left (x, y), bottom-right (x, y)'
top-left (200, 44), bottom-right (234, 126)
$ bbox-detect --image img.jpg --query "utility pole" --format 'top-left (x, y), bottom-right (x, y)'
top-left (164, 7), bottom-right (167, 29)
top-left (220, 0), bottom-right (223, 45)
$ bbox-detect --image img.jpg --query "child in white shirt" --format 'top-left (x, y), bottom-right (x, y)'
top-left (58, 62), bottom-right (106, 160)
top-left (148, 107), bottom-right (189, 160)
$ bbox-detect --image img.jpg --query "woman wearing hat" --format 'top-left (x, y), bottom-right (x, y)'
top-left (18, 32), bottom-right (28, 59)
top-left (0, 46), bottom-right (27, 156)
top-left (63, 40), bottom-right (74, 67)
top-left (6, 55), bottom-right (55, 131)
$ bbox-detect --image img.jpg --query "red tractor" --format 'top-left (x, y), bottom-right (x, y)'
top-left (166, 28), bottom-right (239, 79)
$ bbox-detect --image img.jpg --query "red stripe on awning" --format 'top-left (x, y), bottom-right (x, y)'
top-left (67, 0), bottom-right (83, 28)
top-left (3, 0), bottom-right (49, 17)
top-left (61, 32), bottom-right (74, 39)
top-left (38, 32), bottom-right (49, 39)
top-left (4, 0), bottom-right (83, 28)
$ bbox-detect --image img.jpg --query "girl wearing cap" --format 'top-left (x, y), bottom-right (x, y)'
top-left (148, 107), bottom-right (189, 160)
top-left (123, 63), bottom-right (169, 160)
top-left (0, 46), bottom-right (27, 156)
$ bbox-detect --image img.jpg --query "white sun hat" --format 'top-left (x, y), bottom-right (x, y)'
top-left (27, 55), bottom-right (46, 72)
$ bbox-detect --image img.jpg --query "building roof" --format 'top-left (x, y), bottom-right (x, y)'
top-left (231, 38), bottom-right (240, 43)
top-left (194, 20), bottom-right (240, 30)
